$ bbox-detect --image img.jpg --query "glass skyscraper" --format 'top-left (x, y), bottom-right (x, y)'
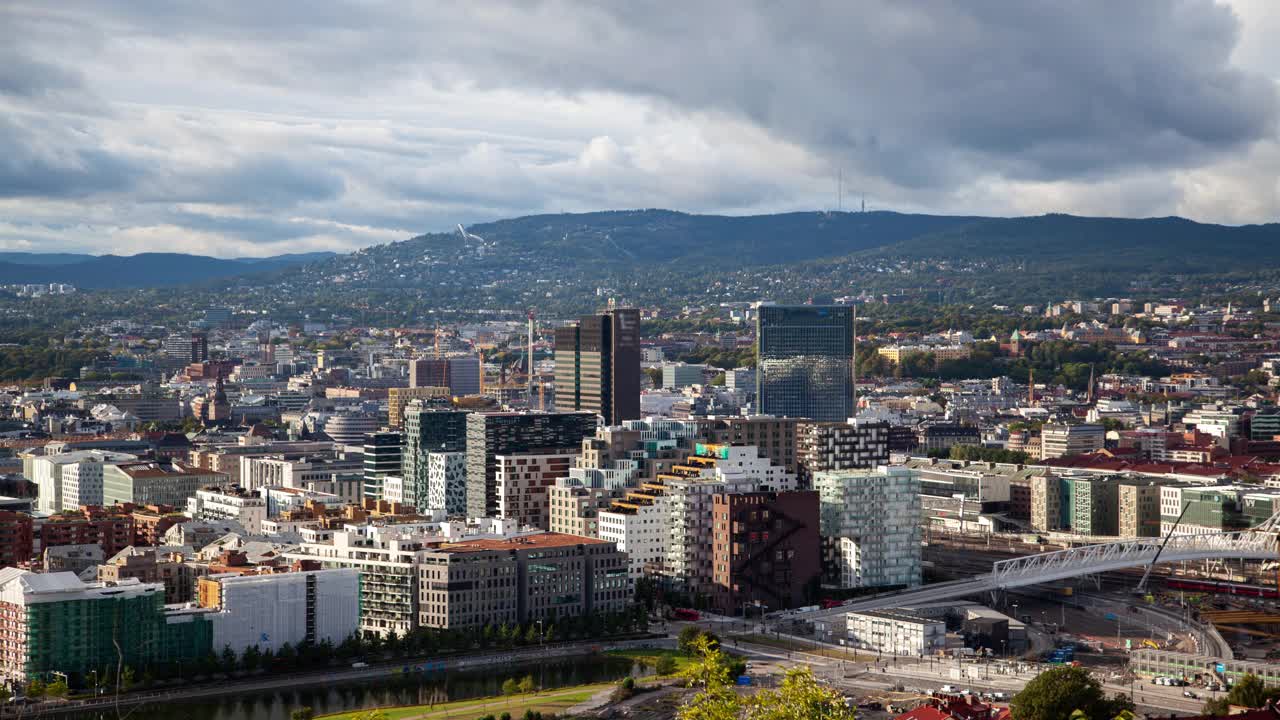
top-left (756, 305), bottom-right (855, 422)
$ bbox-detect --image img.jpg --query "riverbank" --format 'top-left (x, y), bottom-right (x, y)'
top-left (0, 636), bottom-right (674, 719)
top-left (317, 684), bottom-right (614, 720)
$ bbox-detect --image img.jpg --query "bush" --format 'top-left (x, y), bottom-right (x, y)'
top-left (654, 654), bottom-right (678, 675)
top-left (622, 677), bottom-right (635, 690)
top-left (501, 713), bottom-right (512, 720)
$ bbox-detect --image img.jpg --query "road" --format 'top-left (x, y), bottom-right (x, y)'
top-left (685, 617), bottom-right (1214, 717)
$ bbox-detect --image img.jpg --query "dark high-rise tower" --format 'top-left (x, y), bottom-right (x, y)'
top-left (465, 412), bottom-right (598, 517)
top-left (553, 308), bottom-right (640, 425)
top-left (756, 305), bottom-right (855, 422)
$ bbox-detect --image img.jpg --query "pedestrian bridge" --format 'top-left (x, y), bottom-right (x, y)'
top-left (796, 515), bottom-right (1280, 620)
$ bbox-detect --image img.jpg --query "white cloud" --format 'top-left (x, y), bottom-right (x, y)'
top-left (0, 1), bottom-right (1277, 257)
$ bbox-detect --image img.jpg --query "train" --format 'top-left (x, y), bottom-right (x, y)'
top-left (1164, 578), bottom-right (1280, 599)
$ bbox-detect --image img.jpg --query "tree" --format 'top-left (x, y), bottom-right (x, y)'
top-left (678, 625), bottom-right (704, 654)
top-left (1009, 666), bottom-right (1130, 720)
top-left (25, 679), bottom-right (46, 699)
top-left (678, 635), bottom-right (733, 690)
top-left (502, 678), bottom-right (519, 696)
top-left (743, 667), bottom-right (855, 720)
top-left (517, 675), bottom-right (536, 694)
top-left (220, 645), bottom-right (238, 673)
top-left (655, 654), bottom-right (678, 675)
top-left (1228, 673), bottom-right (1268, 708)
top-left (45, 678), bottom-right (69, 698)
top-left (291, 709), bottom-right (316, 720)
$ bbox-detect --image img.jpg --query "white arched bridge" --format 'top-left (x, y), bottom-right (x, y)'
top-left (796, 513), bottom-right (1280, 620)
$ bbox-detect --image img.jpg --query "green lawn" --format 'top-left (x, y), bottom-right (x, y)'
top-left (316, 684), bottom-right (611, 720)
top-left (604, 648), bottom-right (695, 675)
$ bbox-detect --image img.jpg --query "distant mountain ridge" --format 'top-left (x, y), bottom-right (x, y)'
top-left (0, 251), bottom-right (337, 289)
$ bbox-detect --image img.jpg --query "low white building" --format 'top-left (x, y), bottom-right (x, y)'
top-left (187, 488), bottom-right (268, 534)
top-left (202, 568), bottom-right (359, 653)
top-left (33, 450), bottom-right (138, 513)
top-left (846, 610), bottom-right (946, 656)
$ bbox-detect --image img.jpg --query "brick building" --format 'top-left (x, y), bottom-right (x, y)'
top-left (711, 490), bottom-right (821, 615)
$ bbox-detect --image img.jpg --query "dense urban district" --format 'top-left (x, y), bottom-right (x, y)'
top-left (6, 214), bottom-right (1280, 719)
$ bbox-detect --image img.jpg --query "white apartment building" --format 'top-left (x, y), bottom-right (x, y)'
top-left (846, 610), bottom-right (946, 655)
top-left (239, 453), bottom-right (363, 501)
top-left (426, 451), bottom-right (467, 516)
top-left (61, 457), bottom-right (109, 509)
top-left (187, 488), bottom-right (268, 534)
top-left (34, 450), bottom-right (137, 513)
top-left (598, 499), bottom-right (667, 579)
top-left (816, 466), bottom-right (922, 589)
top-left (493, 449), bottom-right (576, 528)
top-left (260, 486), bottom-right (346, 516)
top-left (288, 525), bottom-right (432, 636)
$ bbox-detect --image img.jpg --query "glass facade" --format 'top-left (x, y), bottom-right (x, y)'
top-left (756, 305), bottom-right (855, 422)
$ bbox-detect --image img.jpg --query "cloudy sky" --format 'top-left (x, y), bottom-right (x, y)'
top-left (2, 1), bottom-right (1279, 257)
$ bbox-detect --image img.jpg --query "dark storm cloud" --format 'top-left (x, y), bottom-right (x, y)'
top-left (0, 116), bottom-right (141, 198)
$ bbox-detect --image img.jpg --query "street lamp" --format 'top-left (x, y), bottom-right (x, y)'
top-left (537, 619), bottom-right (544, 693)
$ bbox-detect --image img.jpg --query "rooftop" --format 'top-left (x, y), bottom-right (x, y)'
top-left (436, 532), bottom-right (609, 553)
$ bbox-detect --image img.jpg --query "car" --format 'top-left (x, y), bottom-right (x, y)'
top-left (1184, 690), bottom-right (1199, 699)
top-left (351, 661), bottom-right (369, 668)
top-left (940, 685), bottom-right (958, 693)
top-left (991, 692), bottom-right (1008, 701)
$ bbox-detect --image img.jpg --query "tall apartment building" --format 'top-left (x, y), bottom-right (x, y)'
top-left (417, 533), bottom-right (629, 630)
top-left (410, 357), bottom-right (481, 396)
top-left (598, 497), bottom-right (666, 579)
top-left (426, 452), bottom-right (468, 516)
top-left (290, 526), bottom-right (432, 636)
top-left (549, 483), bottom-right (616, 537)
top-left (465, 412), bottom-right (597, 518)
top-left (659, 444), bottom-right (796, 594)
top-left (402, 405), bottom-right (468, 511)
top-left (362, 431), bottom-right (403, 502)
top-left (61, 456), bottom-right (112, 509)
top-left (101, 461), bottom-right (226, 508)
top-left (553, 308), bottom-right (641, 425)
top-left (1040, 424), bottom-right (1106, 459)
top-left (710, 490), bottom-right (821, 615)
top-left (1119, 480), bottom-right (1165, 538)
top-left (493, 449), bottom-right (576, 528)
top-left (1066, 475), bottom-right (1120, 536)
top-left (756, 305), bottom-right (855, 422)
top-left (796, 419), bottom-right (890, 485)
top-left (815, 466), bottom-right (922, 589)
top-left (703, 416), bottom-right (799, 473)
top-left (1030, 473), bottom-right (1062, 532)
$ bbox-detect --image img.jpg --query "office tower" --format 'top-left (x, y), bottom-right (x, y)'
top-left (402, 403), bottom-right (468, 512)
top-left (162, 332), bottom-right (208, 363)
top-left (409, 357), bottom-right (481, 396)
top-left (756, 305), bottom-right (855, 422)
top-left (362, 431), bottom-right (403, 501)
top-left (554, 308), bottom-right (641, 425)
top-left (465, 412), bottom-right (597, 518)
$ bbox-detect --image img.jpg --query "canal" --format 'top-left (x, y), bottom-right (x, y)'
top-left (106, 654), bottom-right (646, 720)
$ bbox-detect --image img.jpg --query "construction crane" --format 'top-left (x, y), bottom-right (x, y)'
top-left (526, 310), bottom-right (535, 406)
top-left (1136, 501), bottom-right (1191, 596)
